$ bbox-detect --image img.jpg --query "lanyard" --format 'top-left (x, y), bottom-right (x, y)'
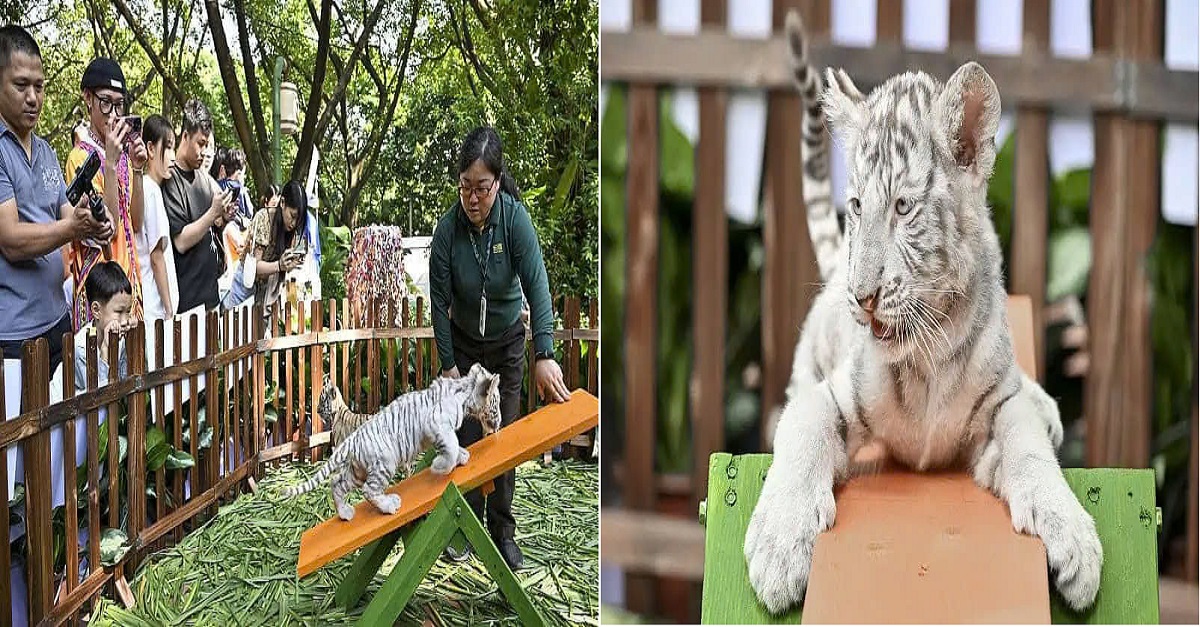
top-left (468, 202), bottom-right (498, 336)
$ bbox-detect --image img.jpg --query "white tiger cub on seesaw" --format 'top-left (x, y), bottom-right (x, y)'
top-left (744, 10), bottom-right (1102, 614)
top-left (285, 364), bottom-right (502, 521)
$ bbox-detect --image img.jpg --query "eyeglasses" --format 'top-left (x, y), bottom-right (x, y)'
top-left (94, 95), bottom-right (126, 116)
top-left (458, 179), bottom-right (496, 199)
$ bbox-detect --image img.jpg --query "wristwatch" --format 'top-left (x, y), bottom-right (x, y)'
top-left (534, 349), bottom-right (554, 362)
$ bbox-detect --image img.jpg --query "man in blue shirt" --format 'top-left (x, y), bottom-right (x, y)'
top-left (0, 25), bottom-right (113, 371)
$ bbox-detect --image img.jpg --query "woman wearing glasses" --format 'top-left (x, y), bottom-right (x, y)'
top-left (430, 126), bottom-right (571, 571)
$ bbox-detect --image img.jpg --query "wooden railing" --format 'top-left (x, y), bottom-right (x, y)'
top-left (602, 0), bottom-right (1197, 621)
top-left (1, 295), bottom-right (596, 626)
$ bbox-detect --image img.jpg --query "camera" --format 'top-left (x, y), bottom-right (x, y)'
top-left (65, 150), bottom-right (107, 223)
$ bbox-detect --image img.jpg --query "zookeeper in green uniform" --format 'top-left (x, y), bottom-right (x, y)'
top-left (430, 125), bottom-right (571, 571)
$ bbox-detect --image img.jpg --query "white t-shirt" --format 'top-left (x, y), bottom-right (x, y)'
top-left (139, 175), bottom-right (179, 319)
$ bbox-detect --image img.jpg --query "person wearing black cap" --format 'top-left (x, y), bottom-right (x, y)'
top-left (63, 57), bottom-right (149, 331)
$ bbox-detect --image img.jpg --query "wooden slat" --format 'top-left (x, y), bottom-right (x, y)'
top-left (600, 508), bottom-right (706, 579)
top-left (341, 298), bottom-right (351, 407)
top-left (599, 31), bottom-right (1200, 122)
top-left (948, 0), bottom-right (976, 45)
top-left (369, 300), bottom-right (380, 412)
top-left (415, 297), bottom-right (425, 390)
top-left (1011, 0), bottom-right (1050, 381)
top-left (297, 390), bottom-right (599, 578)
top-left (354, 298), bottom-right (363, 409)
top-left (386, 299), bottom-right (396, 402)
top-left (171, 317), bottom-right (184, 535)
top-left (310, 301), bottom-right (323, 463)
top-left (187, 314), bottom-right (200, 514)
top-left (875, 0), bottom-right (902, 43)
top-left (401, 298), bottom-right (411, 392)
top-left (567, 297), bottom-right (581, 391)
top-left (86, 332), bottom-right (102, 573)
top-left (204, 311), bottom-right (219, 515)
top-left (1085, 0), bottom-right (1160, 468)
top-left (296, 303), bottom-right (307, 442)
top-left (588, 299), bottom-right (598, 394)
top-left (105, 337), bottom-right (120, 535)
top-left (0, 357), bottom-right (11, 627)
top-left (269, 306), bottom-right (280, 449)
top-left (284, 301), bottom-right (295, 448)
top-left (152, 319), bottom-right (166, 544)
top-left (38, 571), bottom-right (110, 627)
top-left (22, 340), bottom-right (53, 622)
top-left (624, 0), bottom-right (658, 615)
top-left (761, 0), bottom-right (822, 446)
top-left (691, 0), bottom-right (729, 513)
top-left (60, 330), bottom-right (79, 600)
top-left (125, 325), bottom-right (147, 570)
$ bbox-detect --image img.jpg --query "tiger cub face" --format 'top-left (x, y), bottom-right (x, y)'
top-left (318, 374), bottom-right (343, 419)
top-left (463, 363), bottom-right (503, 435)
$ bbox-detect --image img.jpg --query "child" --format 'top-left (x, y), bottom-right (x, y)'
top-left (71, 260), bottom-right (134, 392)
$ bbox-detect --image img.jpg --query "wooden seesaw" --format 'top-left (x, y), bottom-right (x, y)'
top-left (699, 297), bottom-right (1161, 624)
top-left (296, 389), bottom-right (599, 626)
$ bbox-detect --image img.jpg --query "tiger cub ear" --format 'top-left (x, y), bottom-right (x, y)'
top-left (473, 371), bottom-right (493, 399)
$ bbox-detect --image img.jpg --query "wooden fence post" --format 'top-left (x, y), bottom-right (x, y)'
top-left (20, 339), bottom-right (53, 622)
top-left (1085, 0), bottom-right (1161, 468)
top-left (1012, 0), bottom-right (1051, 381)
top-left (623, 0), bottom-right (659, 615)
top-left (690, 0), bottom-right (729, 517)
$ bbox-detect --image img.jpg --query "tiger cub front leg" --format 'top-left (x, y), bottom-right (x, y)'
top-left (361, 460), bottom-right (402, 515)
top-left (430, 427), bottom-right (464, 475)
top-left (332, 467), bottom-right (360, 521)
top-left (744, 381), bottom-right (847, 614)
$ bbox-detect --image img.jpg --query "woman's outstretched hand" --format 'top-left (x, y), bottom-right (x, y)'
top-left (535, 358), bottom-right (571, 404)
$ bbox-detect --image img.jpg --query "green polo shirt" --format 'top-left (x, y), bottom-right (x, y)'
top-left (430, 191), bottom-right (554, 372)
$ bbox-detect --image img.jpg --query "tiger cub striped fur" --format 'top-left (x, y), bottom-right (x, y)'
top-left (285, 364), bottom-right (502, 521)
top-left (744, 9), bottom-right (1101, 615)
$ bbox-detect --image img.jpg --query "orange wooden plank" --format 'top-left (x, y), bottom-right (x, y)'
top-left (297, 389), bottom-right (599, 577)
top-left (802, 472), bottom-right (1050, 624)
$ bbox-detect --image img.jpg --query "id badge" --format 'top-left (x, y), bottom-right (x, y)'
top-left (479, 295), bottom-right (487, 336)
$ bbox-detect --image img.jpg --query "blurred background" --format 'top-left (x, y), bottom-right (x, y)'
top-left (598, 0), bottom-right (1197, 623)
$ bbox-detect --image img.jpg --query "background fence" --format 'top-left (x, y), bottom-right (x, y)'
top-left (599, 0), bottom-right (1198, 622)
top-left (2, 295), bottom-right (597, 626)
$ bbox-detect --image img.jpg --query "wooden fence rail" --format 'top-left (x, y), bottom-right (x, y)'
top-left (603, 0), bottom-right (1197, 621)
top-left (1, 294), bottom-right (596, 626)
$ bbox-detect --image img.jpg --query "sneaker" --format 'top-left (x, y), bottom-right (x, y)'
top-left (444, 543), bottom-right (472, 563)
top-left (495, 537), bottom-right (524, 571)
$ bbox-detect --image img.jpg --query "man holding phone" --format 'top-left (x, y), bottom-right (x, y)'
top-left (63, 57), bottom-right (149, 330)
top-left (163, 98), bottom-right (236, 312)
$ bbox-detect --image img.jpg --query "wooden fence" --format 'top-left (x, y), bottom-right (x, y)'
top-left (1, 295), bottom-right (597, 626)
top-left (601, 0), bottom-right (1197, 621)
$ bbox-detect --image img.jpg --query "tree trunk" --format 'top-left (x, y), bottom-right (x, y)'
top-left (289, 0), bottom-right (333, 184)
top-left (204, 0), bottom-right (271, 196)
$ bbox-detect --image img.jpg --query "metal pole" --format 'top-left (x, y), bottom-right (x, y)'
top-left (273, 57), bottom-right (284, 185)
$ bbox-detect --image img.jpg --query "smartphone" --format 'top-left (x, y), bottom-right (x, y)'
top-left (122, 115), bottom-right (142, 147)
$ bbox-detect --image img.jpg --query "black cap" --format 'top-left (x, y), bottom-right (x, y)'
top-left (80, 58), bottom-right (126, 95)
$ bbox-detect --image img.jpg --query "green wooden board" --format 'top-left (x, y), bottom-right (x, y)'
top-left (1052, 468), bottom-right (1160, 624)
top-left (700, 454), bottom-right (1160, 625)
top-left (700, 453), bottom-right (802, 624)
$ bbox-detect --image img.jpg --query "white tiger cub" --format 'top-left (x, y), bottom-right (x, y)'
top-left (744, 10), bottom-right (1102, 614)
top-left (285, 364), bottom-right (502, 521)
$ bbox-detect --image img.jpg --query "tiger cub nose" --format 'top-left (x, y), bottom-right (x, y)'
top-left (856, 289), bottom-right (879, 313)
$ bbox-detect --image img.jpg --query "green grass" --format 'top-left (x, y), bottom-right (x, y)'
top-left (89, 460), bottom-right (599, 626)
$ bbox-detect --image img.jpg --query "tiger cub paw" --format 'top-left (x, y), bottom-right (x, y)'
top-left (457, 447), bottom-right (470, 466)
top-left (430, 453), bottom-right (456, 475)
top-left (337, 502), bottom-right (356, 521)
top-left (371, 494), bottom-right (402, 515)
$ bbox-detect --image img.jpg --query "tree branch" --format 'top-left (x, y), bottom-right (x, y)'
top-left (310, 0), bottom-right (387, 143)
top-left (233, 0), bottom-right (271, 167)
top-left (204, 0), bottom-right (271, 194)
top-left (109, 0), bottom-right (189, 107)
top-left (289, 0), bottom-right (334, 182)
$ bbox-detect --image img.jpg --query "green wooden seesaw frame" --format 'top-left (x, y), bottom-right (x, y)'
top-left (698, 297), bottom-right (1161, 624)
top-left (295, 390), bottom-right (599, 626)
